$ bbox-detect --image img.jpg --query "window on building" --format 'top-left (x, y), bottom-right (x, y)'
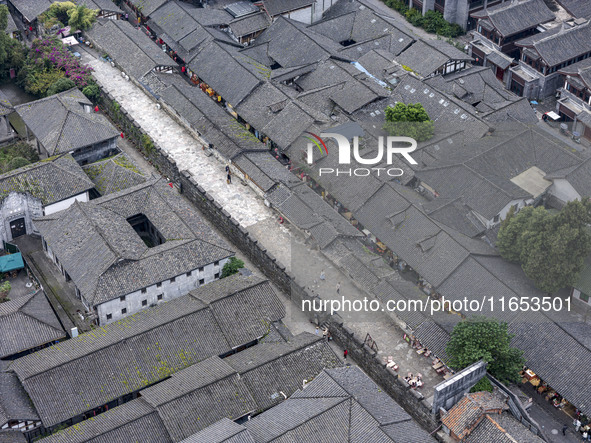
top-left (120, 295), bottom-right (126, 302)
top-left (214, 272), bottom-right (220, 279)
top-left (170, 277), bottom-right (176, 283)
top-left (106, 313), bottom-right (112, 320)
top-left (581, 293), bottom-right (590, 303)
top-left (141, 288), bottom-right (147, 294)
top-left (493, 214), bottom-right (499, 223)
top-left (157, 294), bottom-right (163, 301)
top-left (199, 267), bottom-right (204, 273)
top-left (199, 279), bottom-right (205, 285)
top-left (142, 299), bottom-right (147, 306)
top-left (121, 308), bottom-right (127, 314)
top-left (214, 261), bottom-right (219, 267)
top-left (186, 271), bottom-right (192, 277)
top-left (156, 282), bottom-right (162, 288)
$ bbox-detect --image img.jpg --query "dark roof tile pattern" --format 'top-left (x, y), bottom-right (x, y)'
top-left (9, 275), bottom-right (282, 427)
top-left (471, 0), bottom-right (554, 37)
top-left (141, 357), bottom-right (257, 441)
top-left (0, 372), bottom-right (39, 427)
top-left (14, 89), bottom-right (118, 156)
top-left (86, 19), bottom-right (174, 80)
top-left (0, 290), bottom-right (66, 359)
top-left (0, 153), bottom-right (94, 206)
top-left (82, 153), bottom-right (148, 196)
top-left (39, 399), bottom-right (171, 443)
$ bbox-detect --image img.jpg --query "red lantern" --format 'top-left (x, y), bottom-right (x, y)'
top-left (120, 132), bottom-right (125, 138)
top-left (94, 106), bottom-right (99, 112)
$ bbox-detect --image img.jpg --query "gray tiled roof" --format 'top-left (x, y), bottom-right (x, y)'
top-left (82, 153), bottom-right (148, 196)
top-left (396, 39), bottom-right (471, 77)
top-left (241, 16), bottom-right (340, 69)
top-left (130, 0), bottom-right (169, 17)
top-left (140, 356), bottom-right (257, 441)
top-left (35, 178), bottom-right (234, 306)
top-left (8, 0), bottom-right (52, 21)
top-left (189, 276), bottom-right (286, 349)
top-left (14, 89), bottom-right (118, 156)
top-left (188, 41), bottom-right (261, 107)
top-left (472, 0), bottom-right (554, 37)
top-left (0, 430), bottom-right (26, 443)
top-left (517, 20), bottom-right (591, 67)
top-left (0, 153), bottom-right (94, 206)
top-left (310, 7), bottom-right (414, 57)
top-left (244, 366), bottom-right (435, 442)
top-left (262, 0), bottom-right (313, 16)
top-left (180, 418), bottom-right (255, 443)
top-left (225, 333), bottom-right (342, 412)
top-left (76, 0), bottom-right (123, 13)
top-left (229, 12), bottom-right (270, 38)
top-left (39, 399), bottom-right (171, 443)
top-left (0, 290), bottom-right (66, 359)
top-left (86, 19), bottom-right (174, 80)
top-left (556, 0), bottom-right (591, 18)
top-left (9, 274), bottom-right (284, 427)
top-left (0, 371), bottom-right (39, 426)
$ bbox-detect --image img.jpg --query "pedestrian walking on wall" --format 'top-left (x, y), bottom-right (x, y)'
top-left (336, 282), bottom-right (341, 294)
top-left (344, 349), bottom-right (348, 359)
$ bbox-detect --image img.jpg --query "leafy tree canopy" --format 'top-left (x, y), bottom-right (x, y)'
top-left (0, 5), bottom-right (27, 81)
top-left (383, 103), bottom-right (434, 141)
top-left (221, 257), bottom-right (245, 278)
top-left (447, 316), bottom-right (525, 384)
top-left (497, 200), bottom-right (591, 292)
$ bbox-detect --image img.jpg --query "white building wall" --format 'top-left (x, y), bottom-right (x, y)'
top-left (548, 179), bottom-right (581, 205)
top-left (96, 257), bottom-right (230, 325)
top-left (43, 192), bottom-right (89, 215)
top-left (281, 6), bottom-right (313, 24)
top-left (0, 193), bottom-right (43, 245)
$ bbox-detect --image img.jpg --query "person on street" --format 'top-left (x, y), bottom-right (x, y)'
top-left (562, 424), bottom-right (567, 436)
top-left (320, 270), bottom-right (325, 281)
top-left (336, 282), bottom-right (341, 294)
top-left (343, 349), bottom-right (348, 359)
top-left (227, 172), bottom-right (232, 184)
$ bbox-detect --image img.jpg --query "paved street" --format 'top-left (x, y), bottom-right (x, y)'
top-left (84, 46), bottom-right (444, 397)
top-left (514, 384), bottom-right (583, 443)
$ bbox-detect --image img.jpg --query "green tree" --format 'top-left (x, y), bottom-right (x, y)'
top-left (46, 77), bottom-right (76, 96)
top-left (22, 68), bottom-right (65, 97)
top-left (82, 83), bottom-right (100, 101)
top-left (497, 200), bottom-right (591, 292)
top-left (447, 316), bottom-right (525, 384)
top-left (5, 157), bottom-right (30, 172)
top-left (67, 4), bottom-right (97, 31)
top-left (470, 376), bottom-right (493, 393)
top-left (383, 102), bottom-right (434, 141)
top-left (221, 257), bottom-right (245, 278)
top-left (0, 5), bottom-right (27, 81)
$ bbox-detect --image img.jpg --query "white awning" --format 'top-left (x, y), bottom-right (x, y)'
top-left (545, 111), bottom-right (560, 120)
top-left (61, 36), bottom-right (78, 46)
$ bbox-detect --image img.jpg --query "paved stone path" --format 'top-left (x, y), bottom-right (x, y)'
top-left (84, 48), bottom-right (443, 399)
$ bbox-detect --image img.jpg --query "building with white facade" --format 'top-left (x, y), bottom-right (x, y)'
top-left (35, 178), bottom-right (234, 325)
top-left (0, 154), bottom-right (93, 245)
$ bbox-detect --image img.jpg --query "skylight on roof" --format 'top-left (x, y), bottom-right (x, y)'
top-left (405, 85), bottom-right (411, 90)
top-left (398, 38), bottom-right (404, 42)
top-left (423, 89), bottom-right (429, 94)
top-left (429, 93), bottom-right (435, 98)
top-left (439, 99), bottom-right (445, 104)
top-left (461, 114), bottom-right (467, 119)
